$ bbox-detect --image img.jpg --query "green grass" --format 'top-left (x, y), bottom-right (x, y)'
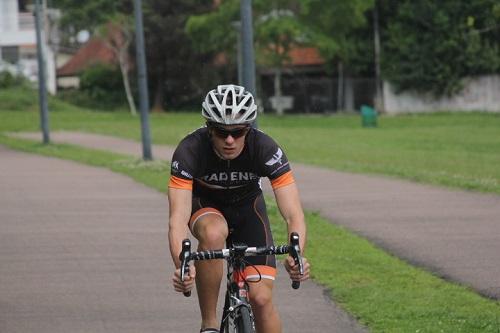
top-left (2, 86), bottom-right (500, 194)
top-left (261, 113), bottom-right (500, 194)
top-left (1, 135), bottom-right (500, 333)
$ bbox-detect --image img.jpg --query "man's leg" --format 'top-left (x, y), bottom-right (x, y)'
top-left (249, 279), bottom-right (282, 333)
top-left (192, 214), bottom-right (228, 330)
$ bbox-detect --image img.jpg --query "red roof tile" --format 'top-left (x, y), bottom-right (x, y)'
top-left (57, 38), bottom-right (116, 77)
top-left (287, 47), bottom-right (324, 66)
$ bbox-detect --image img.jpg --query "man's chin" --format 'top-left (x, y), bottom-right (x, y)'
top-left (222, 152), bottom-right (237, 160)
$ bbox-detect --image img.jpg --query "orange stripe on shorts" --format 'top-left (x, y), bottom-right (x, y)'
top-left (244, 265), bottom-right (277, 281)
top-left (189, 207), bottom-right (224, 232)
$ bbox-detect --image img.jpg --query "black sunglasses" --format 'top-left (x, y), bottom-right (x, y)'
top-left (208, 124), bottom-right (250, 139)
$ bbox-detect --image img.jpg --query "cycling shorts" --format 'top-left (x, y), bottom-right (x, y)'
top-left (190, 193), bottom-right (277, 281)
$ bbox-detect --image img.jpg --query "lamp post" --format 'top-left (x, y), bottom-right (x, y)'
top-left (34, 0), bottom-right (50, 144)
top-left (133, 0), bottom-right (153, 160)
top-left (240, 0), bottom-right (256, 97)
top-left (231, 21), bottom-right (243, 86)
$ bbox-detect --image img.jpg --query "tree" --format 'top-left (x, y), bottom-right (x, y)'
top-left (52, 0), bottom-right (138, 114)
top-left (298, 0), bottom-right (375, 110)
top-left (255, 1), bottom-right (304, 115)
top-left (381, 0), bottom-right (500, 96)
top-left (141, 0), bottom-right (213, 111)
top-left (186, 0), bottom-right (306, 114)
top-left (98, 17), bottom-right (137, 115)
top-left (53, 0), bottom-right (212, 111)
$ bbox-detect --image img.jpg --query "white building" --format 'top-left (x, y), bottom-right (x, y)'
top-left (0, 0), bottom-right (57, 94)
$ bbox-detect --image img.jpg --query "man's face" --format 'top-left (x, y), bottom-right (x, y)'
top-left (208, 123), bottom-right (250, 160)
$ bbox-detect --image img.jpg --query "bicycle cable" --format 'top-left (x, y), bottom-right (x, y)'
top-left (242, 259), bottom-right (262, 285)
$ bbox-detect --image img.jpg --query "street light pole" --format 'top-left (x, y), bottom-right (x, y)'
top-left (133, 0), bottom-right (153, 160)
top-left (232, 21), bottom-right (243, 86)
top-left (373, 0), bottom-right (384, 112)
top-left (34, 0), bottom-right (50, 144)
top-left (240, 0), bottom-right (256, 97)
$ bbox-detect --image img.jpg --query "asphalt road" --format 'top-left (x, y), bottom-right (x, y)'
top-left (0, 145), bottom-right (367, 333)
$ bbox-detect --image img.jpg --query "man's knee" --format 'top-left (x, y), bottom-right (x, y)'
top-left (249, 281), bottom-right (274, 311)
top-left (194, 216), bottom-right (228, 248)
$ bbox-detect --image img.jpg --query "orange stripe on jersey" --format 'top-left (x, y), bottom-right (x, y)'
top-left (169, 176), bottom-right (193, 190)
top-left (244, 265), bottom-right (277, 281)
top-left (270, 171), bottom-right (295, 189)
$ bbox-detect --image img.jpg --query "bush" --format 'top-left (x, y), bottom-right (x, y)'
top-left (0, 86), bottom-right (37, 111)
top-left (0, 71), bottom-right (27, 89)
top-left (76, 63), bottom-right (129, 110)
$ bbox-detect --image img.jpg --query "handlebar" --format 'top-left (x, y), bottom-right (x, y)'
top-left (179, 232), bottom-right (304, 296)
top-left (289, 232), bottom-right (304, 289)
top-left (179, 239), bottom-right (192, 297)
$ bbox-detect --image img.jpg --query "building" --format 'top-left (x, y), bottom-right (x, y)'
top-left (258, 47), bottom-right (375, 113)
top-left (0, 0), bottom-right (57, 94)
top-left (57, 37), bottom-right (116, 89)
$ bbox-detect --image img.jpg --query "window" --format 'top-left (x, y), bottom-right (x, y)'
top-left (18, 0), bottom-right (29, 12)
top-left (1, 46), bottom-right (20, 64)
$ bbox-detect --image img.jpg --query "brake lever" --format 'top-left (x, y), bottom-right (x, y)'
top-left (179, 239), bottom-right (192, 297)
top-left (289, 232), bottom-right (304, 289)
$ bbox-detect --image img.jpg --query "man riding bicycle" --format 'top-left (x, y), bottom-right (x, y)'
top-left (168, 84), bottom-right (310, 333)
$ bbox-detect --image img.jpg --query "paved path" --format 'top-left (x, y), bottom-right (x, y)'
top-left (11, 131), bottom-right (500, 300)
top-left (0, 145), bottom-right (366, 333)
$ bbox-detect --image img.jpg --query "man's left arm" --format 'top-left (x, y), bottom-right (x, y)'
top-left (274, 182), bottom-right (310, 282)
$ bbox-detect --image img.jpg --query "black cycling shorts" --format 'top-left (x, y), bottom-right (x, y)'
top-left (189, 193), bottom-right (277, 281)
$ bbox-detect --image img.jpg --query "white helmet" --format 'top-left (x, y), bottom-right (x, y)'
top-left (202, 84), bottom-right (257, 125)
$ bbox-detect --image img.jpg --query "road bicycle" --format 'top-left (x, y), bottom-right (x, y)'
top-left (179, 232), bottom-right (304, 333)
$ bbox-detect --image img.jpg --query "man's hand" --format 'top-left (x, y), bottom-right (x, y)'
top-left (284, 256), bottom-right (310, 282)
top-left (172, 265), bottom-right (196, 293)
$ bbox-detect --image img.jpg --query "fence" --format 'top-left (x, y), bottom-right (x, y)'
top-left (260, 72), bottom-right (376, 114)
top-left (383, 75), bottom-right (500, 113)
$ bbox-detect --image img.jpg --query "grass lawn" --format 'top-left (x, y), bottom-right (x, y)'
top-left (1, 136), bottom-right (500, 333)
top-left (2, 87), bottom-right (500, 194)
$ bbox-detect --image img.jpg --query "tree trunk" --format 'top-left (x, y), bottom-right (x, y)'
top-left (336, 61), bottom-right (344, 112)
top-left (151, 77), bottom-right (164, 112)
top-left (118, 52), bottom-right (137, 116)
top-left (274, 67), bottom-right (284, 116)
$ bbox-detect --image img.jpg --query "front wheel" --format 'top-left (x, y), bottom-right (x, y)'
top-left (236, 306), bottom-right (255, 333)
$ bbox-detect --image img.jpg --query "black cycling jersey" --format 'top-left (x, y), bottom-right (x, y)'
top-left (170, 127), bottom-right (292, 205)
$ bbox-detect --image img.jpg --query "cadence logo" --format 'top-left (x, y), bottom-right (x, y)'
top-left (202, 172), bottom-right (258, 182)
top-left (265, 148), bottom-right (283, 166)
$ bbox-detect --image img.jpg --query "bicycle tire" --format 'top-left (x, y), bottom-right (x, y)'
top-left (236, 306), bottom-right (255, 333)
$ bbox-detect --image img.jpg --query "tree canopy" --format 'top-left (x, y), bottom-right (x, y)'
top-left (52, 0), bottom-right (500, 105)
top-left (381, 0), bottom-right (500, 96)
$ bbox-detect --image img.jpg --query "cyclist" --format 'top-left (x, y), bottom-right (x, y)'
top-left (168, 84), bottom-right (310, 333)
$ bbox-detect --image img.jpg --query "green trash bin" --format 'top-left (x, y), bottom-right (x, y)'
top-left (361, 105), bottom-right (377, 128)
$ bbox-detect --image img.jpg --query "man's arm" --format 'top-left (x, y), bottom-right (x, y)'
top-left (274, 182), bottom-right (307, 251)
top-left (274, 182), bottom-right (310, 282)
top-left (168, 187), bottom-right (192, 268)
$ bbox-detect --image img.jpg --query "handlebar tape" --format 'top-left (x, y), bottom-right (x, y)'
top-left (179, 239), bottom-right (192, 297)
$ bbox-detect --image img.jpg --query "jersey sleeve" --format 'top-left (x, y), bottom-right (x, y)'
top-left (169, 135), bottom-right (198, 191)
top-left (255, 131), bottom-right (295, 190)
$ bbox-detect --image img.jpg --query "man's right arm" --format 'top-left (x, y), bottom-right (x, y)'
top-left (168, 187), bottom-right (192, 268)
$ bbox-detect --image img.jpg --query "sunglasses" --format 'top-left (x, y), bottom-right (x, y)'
top-left (208, 124), bottom-right (250, 139)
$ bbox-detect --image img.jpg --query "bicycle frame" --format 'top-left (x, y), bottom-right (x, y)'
top-left (220, 242), bottom-right (256, 333)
